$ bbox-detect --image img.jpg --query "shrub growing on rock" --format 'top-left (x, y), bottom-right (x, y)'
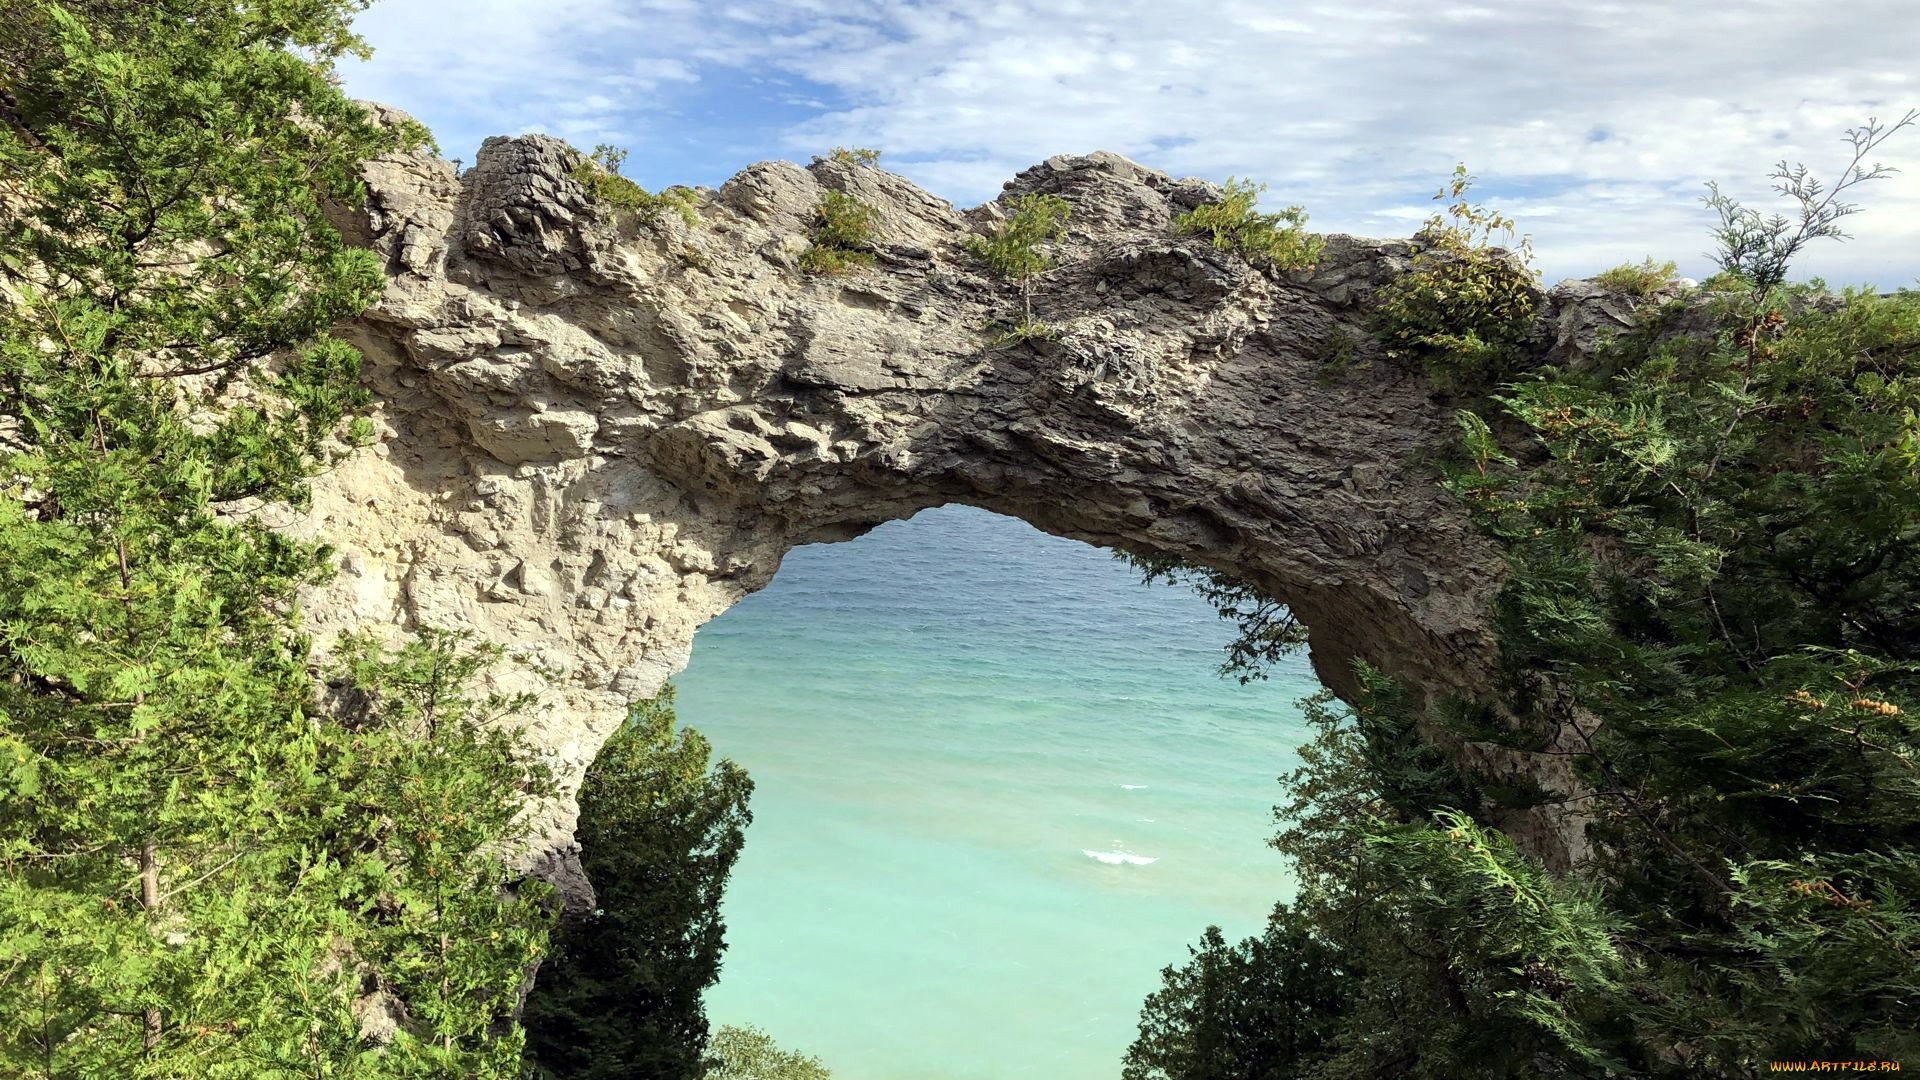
top-left (571, 142), bottom-right (700, 228)
top-left (1372, 164), bottom-right (1540, 390)
top-left (798, 189), bottom-right (879, 275)
top-left (827, 146), bottom-right (881, 166)
top-left (1172, 177), bottom-right (1324, 271)
top-left (1593, 256), bottom-right (1681, 297)
top-left (965, 192), bottom-right (1071, 342)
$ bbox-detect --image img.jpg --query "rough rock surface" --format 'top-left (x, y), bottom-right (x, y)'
top-left (295, 105), bottom-right (1686, 907)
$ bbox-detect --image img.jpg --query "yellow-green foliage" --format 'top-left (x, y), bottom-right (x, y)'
top-left (1698, 268), bottom-right (1755, 292)
top-left (1593, 256), bottom-right (1681, 298)
top-left (965, 194), bottom-right (1071, 337)
top-left (706, 1024), bottom-right (832, 1080)
top-left (1173, 177), bottom-right (1325, 270)
top-left (798, 189), bottom-right (879, 275)
top-left (964, 193), bottom-right (1071, 282)
top-left (674, 243), bottom-right (710, 271)
top-left (1373, 164), bottom-right (1539, 389)
top-left (828, 146), bottom-right (881, 166)
top-left (570, 143), bottom-right (699, 227)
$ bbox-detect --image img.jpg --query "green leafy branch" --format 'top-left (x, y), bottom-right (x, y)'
top-left (1373, 164), bottom-right (1540, 390)
top-left (1173, 177), bottom-right (1324, 271)
top-left (570, 143), bottom-right (699, 228)
top-left (965, 192), bottom-right (1070, 342)
top-left (798, 190), bottom-right (879, 276)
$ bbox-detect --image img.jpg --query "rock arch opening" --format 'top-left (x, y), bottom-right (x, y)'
top-left (670, 504), bottom-right (1313, 1079)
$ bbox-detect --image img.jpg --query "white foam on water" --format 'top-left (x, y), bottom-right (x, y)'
top-left (1120, 784), bottom-right (1149, 790)
top-left (1082, 849), bottom-right (1159, 866)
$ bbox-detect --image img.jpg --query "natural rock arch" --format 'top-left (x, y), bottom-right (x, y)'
top-left (295, 106), bottom-right (1657, 902)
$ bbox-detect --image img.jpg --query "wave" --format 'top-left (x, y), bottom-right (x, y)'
top-left (1120, 784), bottom-right (1149, 790)
top-left (1083, 849), bottom-right (1159, 866)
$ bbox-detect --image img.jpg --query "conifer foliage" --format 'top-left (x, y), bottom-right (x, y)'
top-left (964, 192), bottom-right (1070, 344)
top-left (523, 687), bottom-right (754, 1080)
top-left (1131, 128), bottom-right (1920, 1078)
top-left (0, 2), bottom-right (556, 1074)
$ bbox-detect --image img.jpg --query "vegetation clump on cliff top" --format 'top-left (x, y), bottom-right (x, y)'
top-left (1371, 164), bottom-right (1541, 391)
top-left (827, 146), bottom-right (881, 167)
top-left (1172, 176), bottom-right (1324, 272)
top-left (570, 142), bottom-right (700, 228)
top-left (1593, 255), bottom-right (1682, 297)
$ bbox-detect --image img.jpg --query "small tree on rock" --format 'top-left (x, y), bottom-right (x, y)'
top-left (1701, 110), bottom-right (1917, 294)
top-left (965, 192), bottom-right (1071, 341)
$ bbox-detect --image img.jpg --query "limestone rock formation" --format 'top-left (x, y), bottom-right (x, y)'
top-left (295, 105), bottom-right (1678, 906)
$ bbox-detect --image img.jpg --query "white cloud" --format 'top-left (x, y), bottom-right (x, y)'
top-left (338, 0), bottom-right (695, 162)
top-left (341, 0), bottom-right (1920, 285)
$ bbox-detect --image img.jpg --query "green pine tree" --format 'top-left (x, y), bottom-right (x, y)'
top-left (522, 686), bottom-right (753, 1079)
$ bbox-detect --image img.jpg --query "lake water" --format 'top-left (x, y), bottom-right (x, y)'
top-left (672, 504), bottom-right (1319, 1079)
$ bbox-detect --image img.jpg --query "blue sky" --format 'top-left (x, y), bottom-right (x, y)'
top-left (339, 0), bottom-right (1920, 288)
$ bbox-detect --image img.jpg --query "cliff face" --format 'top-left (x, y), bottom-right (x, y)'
top-left (296, 105), bottom-right (1679, 905)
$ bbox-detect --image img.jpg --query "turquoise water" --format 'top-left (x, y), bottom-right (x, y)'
top-left (672, 505), bottom-right (1319, 1079)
